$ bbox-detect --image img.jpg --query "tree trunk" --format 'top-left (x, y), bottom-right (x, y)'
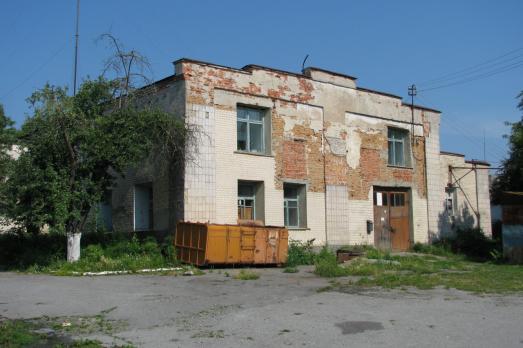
top-left (67, 232), bottom-right (82, 262)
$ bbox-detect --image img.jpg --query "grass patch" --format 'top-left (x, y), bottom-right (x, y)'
top-left (0, 319), bottom-right (38, 347)
top-left (311, 243), bottom-right (523, 293)
top-left (0, 234), bottom-right (179, 275)
top-left (233, 270), bottom-right (260, 280)
top-left (0, 313), bottom-right (132, 348)
top-left (411, 242), bottom-right (454, 257)
top-left (191, 330), bottom-right (225, 339)
top-left (283, 266), bottom-right (299, 273)
top-left (323, 251), bottom-right (523, 293)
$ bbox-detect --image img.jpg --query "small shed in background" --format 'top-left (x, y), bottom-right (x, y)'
top-left (500, 192), bottom-right (523, 263)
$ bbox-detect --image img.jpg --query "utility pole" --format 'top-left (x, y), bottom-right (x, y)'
top-left (73, 0), bottom-right (80, 96)
top-left (408, 84), bottom-right (417, 144)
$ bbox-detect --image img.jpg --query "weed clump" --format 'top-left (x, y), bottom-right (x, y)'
top-left (283, 266), bottom-right (298, 273)
top-left (314, 248), bottom-right (350, 278)
top-left (234, 270), bottom-right (260, 280)
top-left (286, 239), bottom-right (316, 267)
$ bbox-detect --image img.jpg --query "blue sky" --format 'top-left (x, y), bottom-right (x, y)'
top-left (1, 0), bottom-right (522, 168)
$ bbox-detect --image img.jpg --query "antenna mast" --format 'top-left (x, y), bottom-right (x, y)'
top-left (301, 54), bottom-right (309, 73)
top-left (73, 0), bottom-right (80, 96)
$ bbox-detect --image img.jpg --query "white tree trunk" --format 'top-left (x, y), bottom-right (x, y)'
top-left (67, 233), bottom-right (82, 262)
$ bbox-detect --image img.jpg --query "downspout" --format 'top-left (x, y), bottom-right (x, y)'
top-left (423, 114), bottom-right (433, 243)
top-left (424, 129), bottom-right (431, 242)
top-left (474, 164), bottom-right (481, 230)
top-left (322, 108), bottom-right (328, 246)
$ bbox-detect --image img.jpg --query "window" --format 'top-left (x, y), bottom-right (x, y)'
top-left (238, 181), bottom-right (265, 221)
top-left (390, 193), bottom-right (405, 207)
top-left (237, 106), bottom-right (267, 153)
top-left (283, 183), bottom-right (307, 228)
top-left (238, 182), bottom-right (256, 220)
top-left (97, 191), bottom-right (113, 231)
top-left (388, 128), bottom-right (410, 167)
top-left (134, 183), bottom-right (153, 231)
top-left (373, 191), bottom-right (388, 206)
top-left (445, 190), bottom-right (458, 216)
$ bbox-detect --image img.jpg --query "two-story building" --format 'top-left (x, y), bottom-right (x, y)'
top-left (106, 58), bottom-right (491, 250)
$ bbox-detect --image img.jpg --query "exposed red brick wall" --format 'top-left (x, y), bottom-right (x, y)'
top-left (181, 61), bottom-right (427, 199)
top-left (347, 131), bottom-right (427, 199)
top-left (283, 140), bottom-right (307, 179)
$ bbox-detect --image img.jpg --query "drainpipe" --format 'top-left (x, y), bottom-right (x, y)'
top-left (474, 164), bottom-right (481, 230)
top-left (424, 131), bottom-right (430, 242)
top-left (322, 108), bottom-right (328, 246)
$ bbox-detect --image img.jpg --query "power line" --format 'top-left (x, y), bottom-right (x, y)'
top-left (417, 94), bottom-right (508, 158)
top-left (419, 60), bottom-right (523, 92)
top-left (419, 53), bottom-right (523, 89)
top-left (416, 47), bottom-right (523, 87)
top-left (416, 94), bottom-right (508, 163)
top-left (439, 116), bottom-right (506, 163)
top-left (0, 39), bottom-right (70, 100)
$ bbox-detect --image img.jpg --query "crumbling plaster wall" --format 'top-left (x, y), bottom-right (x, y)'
top-left (179, 61), bottom-right (439, 245)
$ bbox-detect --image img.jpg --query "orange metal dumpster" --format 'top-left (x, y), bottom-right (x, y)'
top-left (174, 222), bottom-right (288, 266)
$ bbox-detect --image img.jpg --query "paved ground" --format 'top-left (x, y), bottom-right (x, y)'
top-left (1, 267), bottom-right (523, 347)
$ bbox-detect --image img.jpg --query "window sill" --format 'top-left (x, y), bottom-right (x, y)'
top-left (387, 164), bottom-right (413, 170)
top-left (286, 227), bottom-right (310, 231)
top-left (234, 150), bottom-right (274, 158)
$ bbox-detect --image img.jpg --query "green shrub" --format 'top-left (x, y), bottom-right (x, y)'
top-left (314, 247), bottom-right (350, 277)
top-left (431, 228), bottom-right (501, 261)
top-left (0, 231), bottom-right (180, 273)
top-left (0, 232), bottom-right (65, 271)
top-left (286, 239), bottom-right (316, 267)
top-left (160, 236), bottom-right (177, 263)
top-left (450, 228), bottom-right (500, 261)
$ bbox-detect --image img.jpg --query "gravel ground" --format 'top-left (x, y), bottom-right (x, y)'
top-left (1, 267), bottom-right (522, 347)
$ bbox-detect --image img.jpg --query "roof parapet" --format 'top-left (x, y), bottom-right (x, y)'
top-left (303, 67), bottom-right (357, 89)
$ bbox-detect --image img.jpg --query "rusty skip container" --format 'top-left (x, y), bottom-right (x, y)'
top-left (174, 222), bottom-right (288, 266)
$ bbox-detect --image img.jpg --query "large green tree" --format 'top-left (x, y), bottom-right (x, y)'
top-left (0, 104), bottom-right (16, 214)
top-left (4, 78), bottom-right (189, 261)
top-left (493, 91), bottom-right (523, 198)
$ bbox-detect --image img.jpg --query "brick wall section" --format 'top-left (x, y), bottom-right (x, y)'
top-left (346, 130), bottom-right (427, 201)
top-left (283, 140), bottom-right (307, 179)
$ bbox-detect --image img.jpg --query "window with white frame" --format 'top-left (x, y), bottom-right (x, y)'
top-left (388, 127), bottom-right (410, 167)
top-left (283, 183), bottom-right (307, 228)
top-left (237, 106), bottom-right (266, 153)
